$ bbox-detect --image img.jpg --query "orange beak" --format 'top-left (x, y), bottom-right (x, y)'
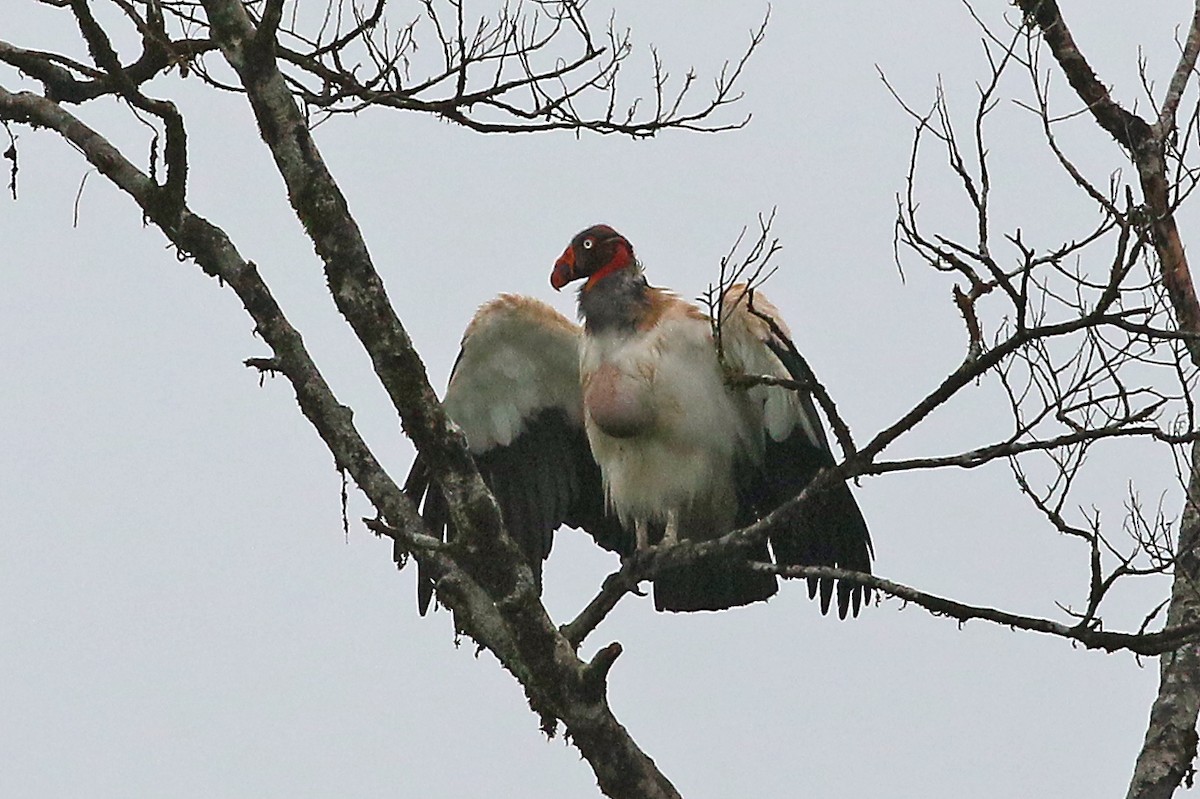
top-left (551, 245), bottom-right (575, 290)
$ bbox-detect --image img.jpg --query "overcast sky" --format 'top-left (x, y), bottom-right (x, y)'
top-left (3, 1), bottom-right (1198, 796)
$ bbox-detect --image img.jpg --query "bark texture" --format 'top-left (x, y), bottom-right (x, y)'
top-left (1127, 441), bottom-right (1200, 798)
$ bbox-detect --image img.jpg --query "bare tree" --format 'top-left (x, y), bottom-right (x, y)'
top-left (874, 2), bottom-right (1200, 794)
top-left (922, 4), bottom-right (1200, 795)
top-left (3, 1), bottom-right (1200, 796)
top-left (1006, 3), bottom-right (1200, 794)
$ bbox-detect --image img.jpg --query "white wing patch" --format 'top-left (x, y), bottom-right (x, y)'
top-left (720, 285), bottom-right (826, 450)
top-left (443, 294), bottom-right (583, 452)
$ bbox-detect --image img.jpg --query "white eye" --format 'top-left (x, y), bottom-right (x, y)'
top-left (582, 238), bottom-right (594, 249)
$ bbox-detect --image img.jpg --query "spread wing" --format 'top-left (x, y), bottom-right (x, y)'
top-left (721, 285), bottom-right (873, 618)
top-left (404, 294), bottom-right (628, 614)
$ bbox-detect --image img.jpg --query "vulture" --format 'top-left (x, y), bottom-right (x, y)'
top-left (405, 224), bottom-right (872, 617)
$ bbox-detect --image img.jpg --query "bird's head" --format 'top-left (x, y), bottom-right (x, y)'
top-left (551, 224), bottom-right (635, 292)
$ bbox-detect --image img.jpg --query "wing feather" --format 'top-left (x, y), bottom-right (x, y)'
top-left (721, 285), bottom-right (873, 618)
top-left (404, 295), bottom-right (625, 614)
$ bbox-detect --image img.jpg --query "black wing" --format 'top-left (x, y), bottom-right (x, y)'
top-left (724, 287), bottom-right (873, 618)
top-left (757, 340), bottom-right (873, 617)
top-left (402, 295), bottom-right (628, 615)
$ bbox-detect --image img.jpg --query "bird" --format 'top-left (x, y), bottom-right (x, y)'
top-left (405, 224), bottom-right (872, 617)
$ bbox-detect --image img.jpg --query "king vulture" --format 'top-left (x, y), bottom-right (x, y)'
top-left (406, 225), bottom-right (872, 617)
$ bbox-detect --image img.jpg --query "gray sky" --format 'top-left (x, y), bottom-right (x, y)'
top-left (3, 1), bottom-right (1196, 796)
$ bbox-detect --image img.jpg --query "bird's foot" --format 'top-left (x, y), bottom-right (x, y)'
top-left (660, 512), bottom-right (680, 546)
top-left (634, 521), bottom-right (650, 551)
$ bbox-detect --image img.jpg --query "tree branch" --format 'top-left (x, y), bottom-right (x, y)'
top-left (0, 78), bottom-right (681, 799)
top-left (753, 563), bottom-right (1200, 656)
top-left (1009, 2), bottom-right (1200, 795)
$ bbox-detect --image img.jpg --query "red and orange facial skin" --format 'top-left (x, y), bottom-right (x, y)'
top-left (550, 245), bottom-right (576, 290)
top-left (551, 225), bottom-right (634, 292)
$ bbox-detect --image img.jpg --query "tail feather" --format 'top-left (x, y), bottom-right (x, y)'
top-left (653, 538), bottom-right (777, 612)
